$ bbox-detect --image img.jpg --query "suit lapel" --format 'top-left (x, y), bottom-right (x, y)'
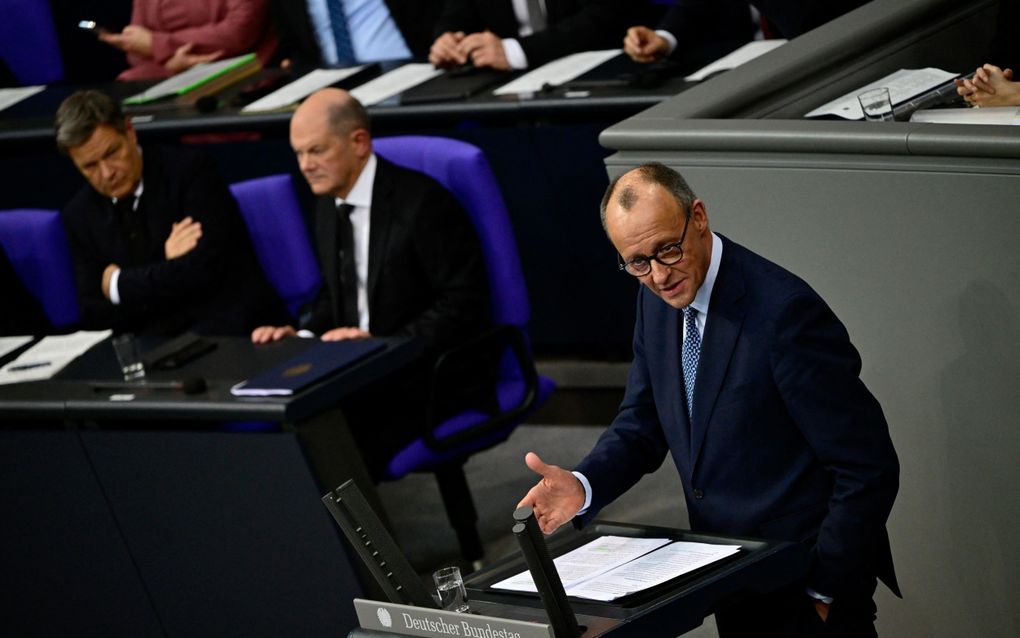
top-left (690, 238), bottom-right (746, 468)
top-left (366, 157), bottom-right (395, 317)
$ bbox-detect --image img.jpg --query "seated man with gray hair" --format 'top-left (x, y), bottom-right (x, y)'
top-left (56, 90), bottom-right (287, 336)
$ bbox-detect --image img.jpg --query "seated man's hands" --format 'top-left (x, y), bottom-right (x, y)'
top-left (458, 31), bottom-right (510, 71)
top-left (430, 31), bottom-right (467, 68)
top-left (164, 216), bottom-right (202, 260)
top-left (320, 327), bottom-right (371, 341)
top-left (251, 325), bottom-right (297, 343)
top-left (99, 25), bottom-right (154, 58)
top-left (517, 452), bottom-right (585, 534)
top-left (956, 64), bottom-right (1018, 107)
top-left (624, 26), bottom-right (670, 63)
top-left (165, 42), bottom-right (224, 75)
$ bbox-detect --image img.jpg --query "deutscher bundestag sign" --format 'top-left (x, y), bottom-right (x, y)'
top-left (353, 599), bottom-right (554, 638)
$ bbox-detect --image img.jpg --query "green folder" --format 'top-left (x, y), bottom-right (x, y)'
top-left (123, 53), bottom-right (257, 105)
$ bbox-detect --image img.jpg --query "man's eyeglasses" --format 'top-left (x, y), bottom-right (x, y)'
top-left (617, 212), bottom-right (691, 277)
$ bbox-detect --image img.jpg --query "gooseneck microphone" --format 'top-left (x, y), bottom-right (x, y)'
top-left (90, 377), bottom-right (208, 395)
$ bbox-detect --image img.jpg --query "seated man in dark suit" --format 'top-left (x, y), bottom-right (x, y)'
top-left (56, 90), bottom-right (287, 336)
top-left (624, 0), bottom-right (867, 68)
top-left (519, 164), bottom-right (900, 637)
top-left (429, 0), bottom-right (632, 71)
top-left (252, 88), bottom-right (490, 476)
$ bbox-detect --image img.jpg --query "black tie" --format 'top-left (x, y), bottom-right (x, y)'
top-left (114, 195), bottom-right (147, 264)
top-left (336, 202), bottom-right (359, 327)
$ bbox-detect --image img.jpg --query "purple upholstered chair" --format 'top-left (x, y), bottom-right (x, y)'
top-left (374, 135), bottom-right (555, 563)
top-left (0, 0), bottom-right (64, 85)
top-left (230, 174), bottom-right (322, 320)
top-left (0, 209), bottom-right (80, 330)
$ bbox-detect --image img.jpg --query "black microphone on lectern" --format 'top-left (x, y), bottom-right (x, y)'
top-left (90, 378), bottom-right (208, 395)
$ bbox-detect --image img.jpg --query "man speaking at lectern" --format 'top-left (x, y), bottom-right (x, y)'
top-left (519, 164), bottom-right (900, 637)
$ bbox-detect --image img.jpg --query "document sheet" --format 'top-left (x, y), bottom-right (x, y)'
top-left (493, 49), bottom-right (622, 95)
top-left (242, 67), bottom-right (367, 112)
top-left (350, 63), bottom-right (443, 106)
top-left (0, 86), bottom-right (45, 113)
top-left (685, 40), bottom-right (787, 81)
top-left (492, 535), bottom-right (741, 601)
top-left (805, 67), bottom-right (959, 119)
top-left (0, 335), bottom-right (33, 360)
top-left (0, 330), bottom-right (111, 384)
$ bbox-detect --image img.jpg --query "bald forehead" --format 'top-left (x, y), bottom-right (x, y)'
top-left (610, 175), bottom-right (681, 216)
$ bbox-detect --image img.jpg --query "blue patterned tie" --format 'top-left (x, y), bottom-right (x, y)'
top-left (325, 0), bottom-right (357, 65)
top-left (682, 306), bottom-right (701, 419)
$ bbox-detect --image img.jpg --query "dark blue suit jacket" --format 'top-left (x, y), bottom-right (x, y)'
top-left (576, 235), bottom-right (899, 599)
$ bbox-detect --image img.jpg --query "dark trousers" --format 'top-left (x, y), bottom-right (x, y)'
top-left (715, 577), bottom-right (879, 638)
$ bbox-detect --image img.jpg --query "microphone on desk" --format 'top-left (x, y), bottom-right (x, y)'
top-left (90, 377), bottom-right (208, 395)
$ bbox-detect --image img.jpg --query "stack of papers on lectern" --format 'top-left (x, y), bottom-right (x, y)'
top-left (492, 535), bottom-right (741, 602)
top-left (0, 330), bottom-right (111, 385)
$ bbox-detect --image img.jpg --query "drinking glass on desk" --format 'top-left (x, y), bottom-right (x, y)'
top-left (858, 87), bottom-right (895, 121)
top-left (111, 333), bottom-right (145, 380)
top-left (433, 566), bottom-right (470, 613)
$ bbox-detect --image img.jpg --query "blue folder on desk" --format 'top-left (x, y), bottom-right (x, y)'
top-left (231, 339), bottom-right (385, 396)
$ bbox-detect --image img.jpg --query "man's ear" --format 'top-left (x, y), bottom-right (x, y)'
top-left (351, 128), bottom-right (371, 158)
top-left (690, 198), bottom-right (708, 231)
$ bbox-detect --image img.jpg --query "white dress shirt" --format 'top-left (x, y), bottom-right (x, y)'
top-left (501, 0), bottom-right (548, 69)
top-left (107, 179), bottom-right (146, 306)
top-left (332, 153), bottom-right (377, 332)
top-left (306, 0), bottom-right (411, 65)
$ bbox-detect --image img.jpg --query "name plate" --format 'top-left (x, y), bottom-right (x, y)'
top-left (353, 599), bottom-right (554, 638)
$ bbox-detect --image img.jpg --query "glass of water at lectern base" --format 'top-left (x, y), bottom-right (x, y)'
top-left (433, 566), bottom-right (470, 613)
top-left (111, 333), bottom-right (146, 381)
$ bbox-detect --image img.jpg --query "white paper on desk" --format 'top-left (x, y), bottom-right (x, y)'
top-left (806, 67), bottom-right (959, 120)
top-left (0, 330), bottom-right (111, 385)
top-left (493, 49), bottom-right (622, 96)
top-left (350, 63), bottom-right (443, 106)
top-left (566, 541), bottom-right (741, 602)
top-left (0, 336), bottom-right (33, 360)
top-left (910, 106), bottom-right (1020, 125)
top-left (685, 40), bottom-right (787, 81)
top-left (0, 86), bottom-right (45, 113)
top-left (242, 67), bottom-right (367, 112)
top-left (492, 535), bottom-right (671, 593)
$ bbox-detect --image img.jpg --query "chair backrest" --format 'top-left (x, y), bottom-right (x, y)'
top-left (0, 209), bottom-right (80, 329)
top-left (229, 174), bottom-right (322, 319)
top-left (0, 0), bottom-right (64, 85)
top-left (373, 135), bottom-right (530, 328)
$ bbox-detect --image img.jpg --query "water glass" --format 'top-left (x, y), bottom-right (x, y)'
top-left (858, 87), bottom-right (895, 121)
top-left (433, 566), bottom-right (470, 613)
top-left (111, 333), bottom-right (146, 381)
